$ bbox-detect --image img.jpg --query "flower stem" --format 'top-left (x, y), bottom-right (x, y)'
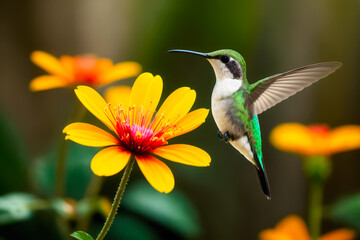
top-left (96, 156), bottom-right (135, 240)
top-left (303, 156), bottom-right (331, 239)
top-left (308, 181), bottom-right (323, 239)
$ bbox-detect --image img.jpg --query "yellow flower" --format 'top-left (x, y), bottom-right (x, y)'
top-left (63, 72), bottom-right (211, 193)
top-left (259, 215), bottom-right (356, 240)
top-left (270, 123), bottom-right (360, 156)
top-left (30, 51), bottom-right (141, 91)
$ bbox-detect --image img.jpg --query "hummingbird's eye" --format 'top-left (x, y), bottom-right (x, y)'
top-left (220, 55), bottom-right (230, 64)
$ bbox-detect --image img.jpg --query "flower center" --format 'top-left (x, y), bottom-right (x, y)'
top-left (116, 123), bottom-right (166, 154)
top-left (110, 106), bottom-right (171, 154)
top-left (309, 124), bottom-right (330, 136)
top-left (74, 56), bottom-right (98, 84)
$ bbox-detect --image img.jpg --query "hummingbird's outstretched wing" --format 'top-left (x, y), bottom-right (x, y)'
top-left (247, 62), bottom-right (342, 115)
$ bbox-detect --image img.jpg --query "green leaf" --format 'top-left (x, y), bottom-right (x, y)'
top-left (0, 193), bottom-right (36, 225)
top-left (0, 112), bottom-right (27, 194)
top-left (70, 231), bottom-right (94, 240)
top-left (329, 192), bottom-right (360, 231)
top-left (123, 181), bottom-right (201, 238)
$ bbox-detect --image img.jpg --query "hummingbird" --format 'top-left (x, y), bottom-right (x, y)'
top-left (168, 49), bottom-right (342, 199)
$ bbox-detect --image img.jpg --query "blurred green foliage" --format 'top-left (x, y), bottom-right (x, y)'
top-left (0, 193), bottom-right (36, 225)
top-left (106, 213), bottom-right (159, 240)
top-left (0, 112), bottom-right (27, 194)
top-left (329, 193), bottom-right (360, 232)
top-left (123, 181), bottom-right (201, 238)
top-left (34, 141), bottom-right (98, 199)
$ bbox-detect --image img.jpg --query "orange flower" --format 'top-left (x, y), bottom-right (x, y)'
top-left (270, 123), bottom-right (360, 156)
top-left (259, 215), bottom-right (356, 240)
top-left (30, 51), bottom-right (141, 91)
top-left (63, 73), bottom-right (211, 193)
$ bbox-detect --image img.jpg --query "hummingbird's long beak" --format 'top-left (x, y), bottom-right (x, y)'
top-left (168, 49), bottom-right (211, 58)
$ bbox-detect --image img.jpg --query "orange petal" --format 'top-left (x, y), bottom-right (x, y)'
top-left (152, 87), bottom-right (196, 131)
top-left (130, 73), bottom-right (163, 125)
top-left (328, 125), bottom-right (360, 154)
top-left (75, 85), bottom-right (117, 133)
top-left (100, 61), bottom-right (142, 84)
top-left (91, 146), bottom-right (131, 176)
top-left (95, 58), bottom-right (113, 75)
top-left (275, 215), bottom-right (311, 240)
top-left (29, 75), bottom-right (68, 91)
top-left (270, 123), bottom-right (315, 155)
top-left (258, 229), bottom-right (293, 240)
top-left (63, 122), bottom-right (118, 147)
top-left (153, 144), bottom-right (211, 167)
top-left (170, 108), bottom-right (209, 139)
top-left (136, 154), bottom-right (174, 193)
top-left (104, 86), bottom-right (132, 108)
top-left (31, 51), bottom-right (71, 78)
top-left (319, 228), bottom-right (356, 240)
top-left (59, 55), bottom-right (75, 80)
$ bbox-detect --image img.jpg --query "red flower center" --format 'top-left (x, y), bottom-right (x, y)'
top-left (111, 106), bottom-right (170, 154)
top-left (116, 123), bottom-right (166, 154)
top-left (309, 124), bottom-right (330, 136)
top-left (74, 56), bottom-right (98, 84)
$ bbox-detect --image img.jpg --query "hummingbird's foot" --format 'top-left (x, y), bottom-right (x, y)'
top-left (223, 131), bottom-right (230, 143)
top-left (217, 130), bottom-right (225, 141)
top-left (218, 130), bottom-right (231, 143)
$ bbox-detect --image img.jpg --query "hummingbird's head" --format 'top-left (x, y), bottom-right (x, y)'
top-left (168, 49), bottom-right (247, 83)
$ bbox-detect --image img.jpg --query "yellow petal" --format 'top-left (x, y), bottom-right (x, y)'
top-left (29, 75), bottom-right (68, 91)
top-left (91, 146), bottom-right (131, 176)
top-left (170, 108), bottom-right (209, 139)
top-left (136, 154), bottom-right (174, 193)
top-left (31, 51), bottom-right (71, 78)
top-left (328, 125), bottom-right (360, 154)
top-left (63, 122), bottom-right (118, 147)
top-left (270, 123), bottom-right (315, 155)
top-left (130, 73), bottom-right (163, 125)
top-left (258, 229), bottom-right (293, 240)
top-left (319, 228), bottom-right (356, 240)
top-left (153, 144), bottom-right (211, 167)
top-left (275, 215), bottom-right (311, 240)
top-left (152, 87), bottom-right (196, 131)
top-left (100, 61), bottom-right (142, 84)
top-left (104, 86), bottom-right (132, 108)
top-left (75, 85), bottom-right (117, 133)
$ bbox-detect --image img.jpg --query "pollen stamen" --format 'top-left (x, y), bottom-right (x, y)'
top-left (103, 103), bottom-right (118, 131)
top-left (110, 102), bottom-right (179, 154)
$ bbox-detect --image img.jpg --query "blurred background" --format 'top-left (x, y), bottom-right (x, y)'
top-left (1, 0), bottom-right (360, 239)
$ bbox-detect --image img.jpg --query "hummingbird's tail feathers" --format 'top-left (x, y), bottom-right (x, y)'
top-left (254, 166), bottom-right (271, 200)
top-left (241, 131), bottom-right (271, 199)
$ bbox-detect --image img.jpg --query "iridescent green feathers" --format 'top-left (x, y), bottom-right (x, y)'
top-left (250, 115), bottom-right (263, 169)
top-left (232, 90), bottom-right (263, 169)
